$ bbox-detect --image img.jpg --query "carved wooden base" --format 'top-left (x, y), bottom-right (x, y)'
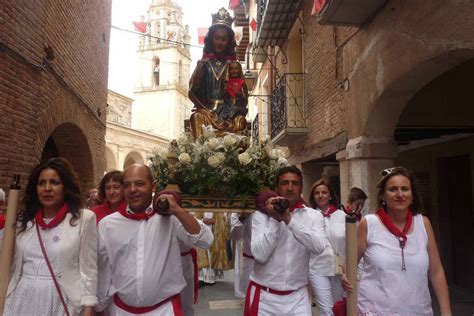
top-left (181, 195), bottom-right (256, 213)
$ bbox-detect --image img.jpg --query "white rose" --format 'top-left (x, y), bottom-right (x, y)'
top-left (277, 157), bottom-right (288, 166)
top-left (238, 152), bottom-right (252, 165)
top-left (216, 152), bottom-right (226, 163)
top-left (178, 153), bottom-right (191, 164)
top-left (207, 138), bottom-right (220, 150)
top-left (279, 147), bottom-right (290, 158)
top-left (223, 135), bottom-right (237, 147)
top-left (207, 155), bottom-right (221, 167)
top-left (268, 148), bottom-right (280, 159)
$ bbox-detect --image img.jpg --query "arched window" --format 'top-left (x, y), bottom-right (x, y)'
top-left (153, 57), bottom-right (160, 86)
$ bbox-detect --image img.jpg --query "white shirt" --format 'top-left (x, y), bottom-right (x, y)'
top-left (358, 214), bottom-right (432, 315)
top-left (250, 207), bottom-right (326, 291)
top-left (96, 205), bottom-right (213, 311)
top-left (310, 208), bottom-right (346, 276)
top-left (230, 213), bottom-right (252, 256)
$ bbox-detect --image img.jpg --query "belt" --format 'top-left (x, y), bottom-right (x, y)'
top-left (243, 252), bottom-right (254, 259)
top-left (243, 280), bottom-right (295, 316)
top-left (181, 248), bottom-right (198, 304)
top-left (114, 293), bottom-right (183, 315)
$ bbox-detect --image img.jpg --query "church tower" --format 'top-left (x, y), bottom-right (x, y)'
top-left (133, 0), bottom-right (192, 139)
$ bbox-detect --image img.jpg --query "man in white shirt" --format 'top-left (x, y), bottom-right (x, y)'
top-left (230, 212), bottom-right (253, 298)
top-left (244, 166), bottom-right (326, 316)
top-left (96, 164), bottom-right (213, 315)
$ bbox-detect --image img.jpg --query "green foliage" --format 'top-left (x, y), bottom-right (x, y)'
top-left (149, 127), bottom-right (289, 197)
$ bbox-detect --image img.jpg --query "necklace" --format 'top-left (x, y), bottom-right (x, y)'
top-left (208, 60), bottom-right (227, 81)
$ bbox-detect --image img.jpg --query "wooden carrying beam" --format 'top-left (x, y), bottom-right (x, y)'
top-left (0, 175), bottom-right (21, 314)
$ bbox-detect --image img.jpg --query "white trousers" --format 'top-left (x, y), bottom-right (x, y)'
top-left (181, 255), bottom-right (195, 316)
top-left (309, 274), bottom-right (344, 316)
top-left (234, 245), bottom-right (254, 298)
top-left (247, 286), bottom-right (312, 315)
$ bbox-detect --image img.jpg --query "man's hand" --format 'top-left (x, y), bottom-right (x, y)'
top-left (157, 193), bottom-right (182, 215)
top-left (263, 197), bottom-right (290, 224)
top-left (203, 218), bottom-right (216, 225)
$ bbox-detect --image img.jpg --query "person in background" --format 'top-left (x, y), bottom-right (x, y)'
top-left (86, 188), bottom-right (102, 209)
top-left (230, 211), bottom-right (254, 298)
top-left (345, 187), bottom-right (367, 222)
top-left (4, 157), bottom-right (97, 315)
top-left (343, 166), bottom-right (452, 315)
top-left (92, 170), bottom-right (126, 223)
top-left (308, 179), bottom-right (345, 316)
top-left (0, 188), bottom-right (6, 240)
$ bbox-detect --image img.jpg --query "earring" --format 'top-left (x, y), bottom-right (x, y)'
top-left (381, 200), bottom-right (386, 207)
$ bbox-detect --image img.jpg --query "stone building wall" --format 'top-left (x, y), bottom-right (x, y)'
top-left (0, 0), bottom-right (112, 192)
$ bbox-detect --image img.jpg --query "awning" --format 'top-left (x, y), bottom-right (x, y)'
top-left (255, 0), bottom-right (303, 47)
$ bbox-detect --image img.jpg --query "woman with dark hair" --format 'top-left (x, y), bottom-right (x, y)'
top-left (188, 7), bottom-right (247, 138)
top-left (307, 179), bottom-right (345, 315)
top-left (343, 166), bottom-right (451, 315)
top-left (4, 157), bottom-right (97, 316)
top-left (91, 170), bottom-right (125, 223)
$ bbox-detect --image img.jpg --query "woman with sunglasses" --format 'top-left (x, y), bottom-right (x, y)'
top-left (343, 167), bottom-right (451, 315)
top-left (4, 158), bottom-right (97, 315)
top-left (308, 179), bottom-right (346, 315)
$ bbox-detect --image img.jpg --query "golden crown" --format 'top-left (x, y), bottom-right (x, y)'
top-left (211, 7), bottom-right (235, 28)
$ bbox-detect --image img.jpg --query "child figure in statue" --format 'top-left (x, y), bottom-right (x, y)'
top-left (188, 8), bottom-right (248, 138)
top-left (216, 61), bottom-right (248, 121)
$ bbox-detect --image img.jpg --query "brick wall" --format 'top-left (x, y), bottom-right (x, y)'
top-left (0, 0), bottom-right (111, 194)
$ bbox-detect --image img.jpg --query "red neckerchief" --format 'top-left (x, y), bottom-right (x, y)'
top-left (321, 205), bottom-right (338, 217)
top-left (35, 203), bottom-right (69, 229)
top-left (289, 199), bottom-right (305, 213)
top-left (0, 214), bottom-right (5, 229)
top-left (118, 206), bottom-right (156, 221)
top-left (202, 53), bottom-right (236, 61)
top-left (107, 201), bottom-right (127, 216)
top-left (226, 78), bottom-right (244, 98)
top-left (377, 208), bottom-right (413, 271)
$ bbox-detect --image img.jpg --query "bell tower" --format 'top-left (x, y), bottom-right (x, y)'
top-left (133, 0), bottom-right (192, 139)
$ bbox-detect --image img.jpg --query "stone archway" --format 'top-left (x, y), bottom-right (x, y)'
top-left (40, 123), bottom-right (95, 193)
top-left (123, 151), bottom-right (145, 169)
top-left (363, 49), bottom-right (474, 138)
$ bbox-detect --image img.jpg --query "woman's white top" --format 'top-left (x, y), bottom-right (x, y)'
top-left (358, 214), bottom-right (433, 315)
top-left (309, 208), bottom-right (346, 276)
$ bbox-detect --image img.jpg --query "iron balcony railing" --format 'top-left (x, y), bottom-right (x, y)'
top-left (270, 73), bottom-right (305, 140)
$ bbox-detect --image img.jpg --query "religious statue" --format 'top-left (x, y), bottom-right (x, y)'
top-left (188, 8), bottom-right (249, 139)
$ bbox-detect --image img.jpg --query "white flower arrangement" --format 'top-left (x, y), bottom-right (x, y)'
top-left (149, 127), bottom-right (290, 197)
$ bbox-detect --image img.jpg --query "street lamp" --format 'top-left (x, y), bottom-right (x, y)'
top-left (244, 70), bottom-right (257, 92)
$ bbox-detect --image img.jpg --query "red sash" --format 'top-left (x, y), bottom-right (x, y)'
top-left (244, 280), bottom-right (295, 316)
top-left (0, 214), bottom-right (5, 230)
top-left (181, 249), bottom-right (198, 304)
top-left (114, 293), bottom-right (183, 315)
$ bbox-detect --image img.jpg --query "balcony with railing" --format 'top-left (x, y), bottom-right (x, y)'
top-left (270, 73), bottom-right (307, 145)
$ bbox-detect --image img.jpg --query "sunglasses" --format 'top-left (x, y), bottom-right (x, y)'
top-left (380, 167), bottom-right (395, 177)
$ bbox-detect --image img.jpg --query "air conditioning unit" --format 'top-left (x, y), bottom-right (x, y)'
top-left (314, 0), bottom-right (388, 26)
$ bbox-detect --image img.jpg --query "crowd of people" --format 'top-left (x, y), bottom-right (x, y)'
top-left (0, 157), bottom-right (452, 315)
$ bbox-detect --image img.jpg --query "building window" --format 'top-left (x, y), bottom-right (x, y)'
top-left (153, 58), bottom-right (160, 86)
